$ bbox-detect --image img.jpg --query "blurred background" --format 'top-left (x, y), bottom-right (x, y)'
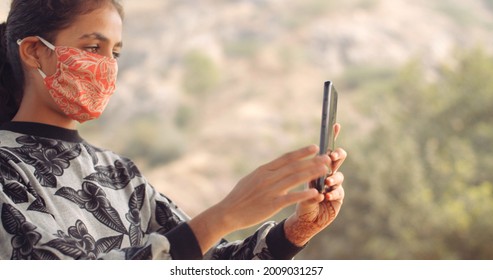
top-left (2, 0), bottom-right (493, 259)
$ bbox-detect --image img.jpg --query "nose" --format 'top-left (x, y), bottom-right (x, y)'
top-left (101, 48), bottom-right (115, 59)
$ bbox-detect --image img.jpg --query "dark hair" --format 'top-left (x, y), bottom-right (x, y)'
top-left (0, 0), bottom-right (124, 124)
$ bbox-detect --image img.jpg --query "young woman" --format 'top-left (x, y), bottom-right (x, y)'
top-left (0, 0), bottom-right (347, 260)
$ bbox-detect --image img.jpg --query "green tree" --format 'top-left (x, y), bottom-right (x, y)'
top-left (299, 48), bottom-right (493, 259)
top-left (182, 51), bottom-right (220, 97)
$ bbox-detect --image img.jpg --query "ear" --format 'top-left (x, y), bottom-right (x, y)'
top-left (17, 36), bottom-right (46, 70)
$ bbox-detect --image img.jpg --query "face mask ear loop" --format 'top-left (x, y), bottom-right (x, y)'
top-left (35, 36), bottom-right (56, 51)
top-left (35, 36), bottom-right (55, 78)
top-left (37, 64), bottom-right (47, 79)
top-left (16, 38), bottom-right (49, 78)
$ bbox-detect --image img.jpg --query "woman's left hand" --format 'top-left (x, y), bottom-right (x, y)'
top-left (284, 124), bottom-right (347, 247)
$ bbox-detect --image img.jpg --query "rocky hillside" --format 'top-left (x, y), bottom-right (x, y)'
top-left (2, 0), bottom-right (493, 217)
top-left (110, 0), bottom-right (493, 216)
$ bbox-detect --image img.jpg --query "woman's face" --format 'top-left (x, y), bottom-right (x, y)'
top-left (21, 3), bottom-right (123, 126)
top-left (40, 4), bottom-right (123, 76)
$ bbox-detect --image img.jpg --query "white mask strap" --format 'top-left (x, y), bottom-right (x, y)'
top-left (17, 36), bottom-right (54, 79)
top-left (37, 68), bottom-right (47, 79)
top-left (16, 36), bottom-right (56, 51)
top-left (36, 36), bottom-right (56, 50)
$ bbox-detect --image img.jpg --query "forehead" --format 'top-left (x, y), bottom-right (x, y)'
top-left (54, 4), bottom-right (123, 45)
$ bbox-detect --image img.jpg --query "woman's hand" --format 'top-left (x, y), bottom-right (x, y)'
top-left (284, 147), bottom-right (347, 247)
top-left (188, 144), bottom-right (331, 254)
top-left (188, 123), bottom-right (346, 254)
top-left (219, 144), bottom-right (332, 230)
top-left (284, 123), bottom-right (347, 246)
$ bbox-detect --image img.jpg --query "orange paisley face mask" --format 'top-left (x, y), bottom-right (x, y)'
top-left (18, 36), bottom-right (118, 123)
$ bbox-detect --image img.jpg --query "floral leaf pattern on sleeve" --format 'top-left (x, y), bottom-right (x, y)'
top-left (44, 220), bottom-right (123, 259)
top-left (0, 150), bottom-right (22, 180)
top-left (26, 196), bottom-right (51, 216)
top-left (3, 182), bottom-right (29, 203)
top-left (84, 159), bottom-right (141, 190)
top-left (82, 142), bottom-right (100, 165)
top-left (55, 182), bottom-right (128, 234)
top-left (0, 155), bottom-right (52, 216)
top-left (154, 200), bottom-right (182, 234)
top-left (122, 244), bottom-right (153, 260)
top-left (5, 136), bottom-right (81, 188)
top-left (126, 184), bottom-right (146, 246)
top-left (1, 204), bottom-right (59, 260)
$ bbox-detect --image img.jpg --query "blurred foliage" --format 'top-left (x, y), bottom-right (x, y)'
top-left (280, 0), bottom-right (379, 28)
top-left (484, 0), bottom-right (493, 12)
top-left (432, 1), bottom-right (477, 26)
top-left (121, 114), bottom-right (186, 166)
top-left (182, 51), bottom-right (221, 97)
top-left (84, 112), bottom-right (187, 167)
top-left (297, 47), bottom-right (493, 259)
top-left (224, 37), bottom-right (261, 58)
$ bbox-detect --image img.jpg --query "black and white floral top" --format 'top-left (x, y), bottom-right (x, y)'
top-left (0, 122), bottom-right (302, 260)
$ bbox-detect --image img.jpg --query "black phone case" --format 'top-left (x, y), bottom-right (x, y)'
top-left (313, 81), bottom-right (338, 193)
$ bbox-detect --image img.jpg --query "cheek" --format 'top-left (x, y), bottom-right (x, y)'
top-left (39, 51), bottom-right (58, 77)
top-left (44, 58), bottom-right (59, 77)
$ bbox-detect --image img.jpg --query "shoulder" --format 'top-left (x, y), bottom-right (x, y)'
top-left (82, 140), bottom-right (140, 168)
top-left (0, 130), bottom-right (23, 163)
top-left (0, 129), bottom-right (18, 147)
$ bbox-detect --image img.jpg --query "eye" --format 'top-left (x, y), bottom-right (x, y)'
top-left (112, 51), bottom-right (121, 59)
top-left (85, 45), bottom-right (99, 53)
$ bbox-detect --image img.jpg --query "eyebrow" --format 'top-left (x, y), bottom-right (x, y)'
top-left (78, 32), bottom-right (123, 48)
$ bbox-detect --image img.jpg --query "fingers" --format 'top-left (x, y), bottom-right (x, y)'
top-left (325, 170), bottom-right (343, 187)
top-left (265, 153), bottom-right (330, 187)
top-left (324, 171), bottom-right (345, 200)
top-left (248, 144), bottom-right (345, 207)
top-left (275, 188), bottom-right (321, 208)
top-left (330, 147), bottom-right (347, 173)
top-left (264, 144), bottom-right (319, 171)
top-left (328, 123), bottom-right (345, 172)
top-left (257, 144), bottom-right (330, 192)
top-left (262, 146), bottom-right (346, 194)
top-left (333, 123), bottom-right (341, 140)
top-left (325, 183), bottom-right (344, 202)
top-left (271, 161), bottom-right (329, 193)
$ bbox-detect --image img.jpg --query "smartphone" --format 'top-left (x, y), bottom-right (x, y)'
top-left (313, 81), bottom-right (338, 193)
